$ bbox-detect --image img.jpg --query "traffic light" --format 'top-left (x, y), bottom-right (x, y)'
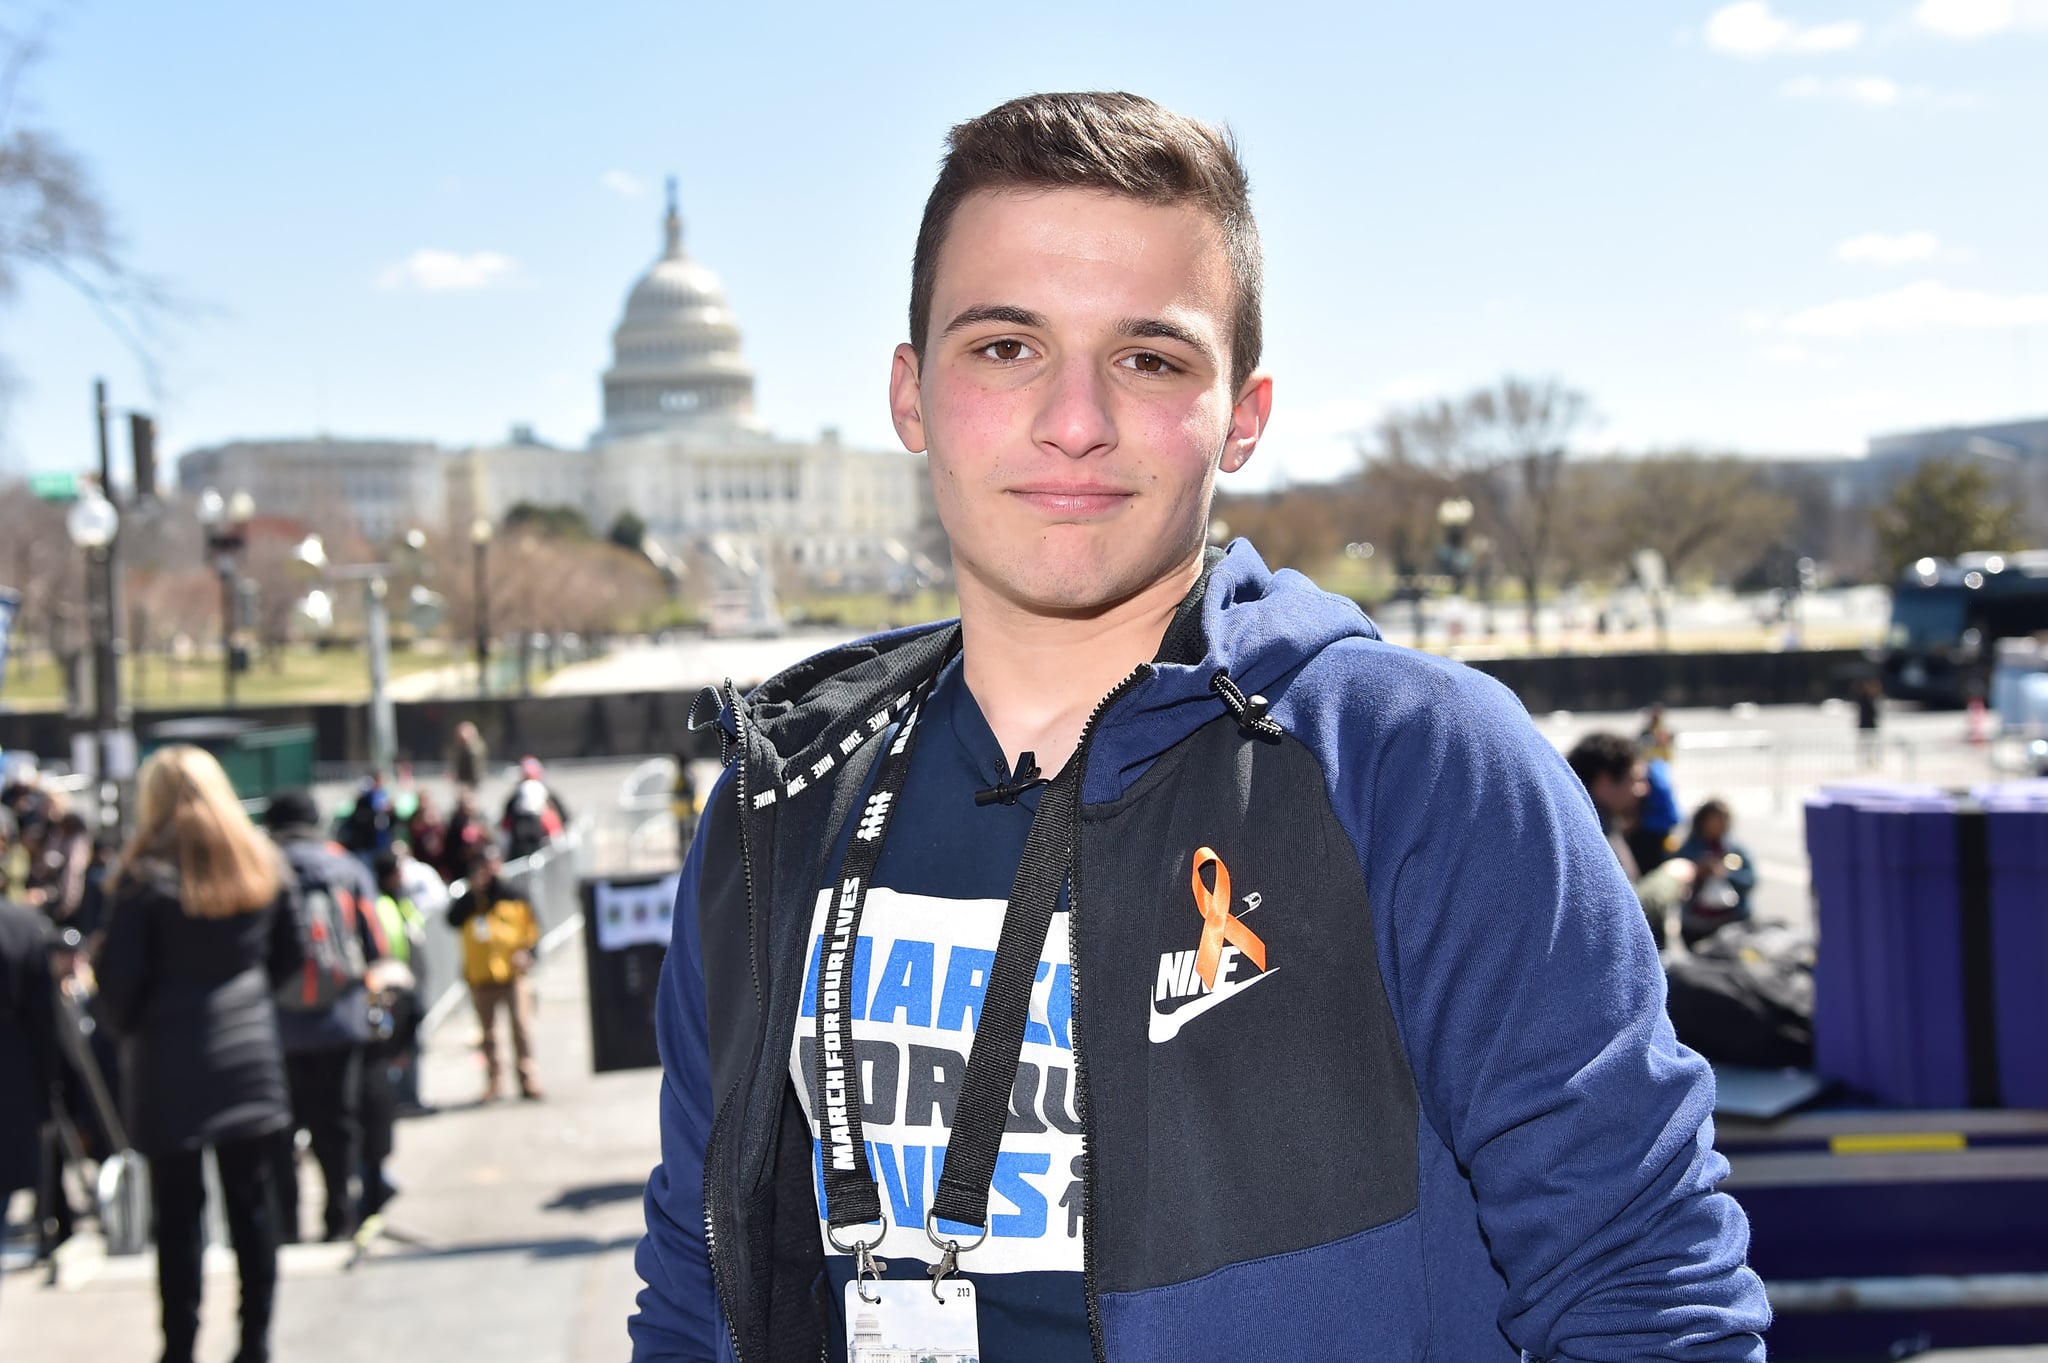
top-left (129, 414), bottom-right (157, 502)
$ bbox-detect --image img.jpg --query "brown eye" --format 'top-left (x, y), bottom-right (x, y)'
top-left (984, 339), bottom-right (1026, 361)
top-left (1126, 352), bottom-right (1174, 374)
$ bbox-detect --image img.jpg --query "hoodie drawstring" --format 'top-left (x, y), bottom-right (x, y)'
top-left (1210, 670), bottom-right (1284, 741)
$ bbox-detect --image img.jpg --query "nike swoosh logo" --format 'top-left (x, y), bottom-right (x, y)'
top-left (1147, 969), bottom-right (1279, 1044)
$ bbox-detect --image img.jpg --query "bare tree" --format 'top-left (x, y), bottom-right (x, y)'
top-left (1379, 376), bottom-right (1593, 645)
top-left (1592, 451), bottom-right (1796, 588)
top-left (0, 20), bottom-right (169, 415)
top-left (1354, 419), bottom-right (1458, 592)
top-left (0, 477), bottom-right (82, 688)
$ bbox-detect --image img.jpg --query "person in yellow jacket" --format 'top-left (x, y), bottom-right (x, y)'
top-left (445, 844), bottom-right (542, 1101)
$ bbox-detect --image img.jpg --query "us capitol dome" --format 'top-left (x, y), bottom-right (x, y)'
top-left (446, 178), bottom-right (933, 600)
top-left (598, 181), bottom-right (764, 440)
top-left (173, 179), bottom-right (936, 613)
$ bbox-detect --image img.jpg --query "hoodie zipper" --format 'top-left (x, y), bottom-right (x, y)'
top-left (1065, 662), bottom-right (1153, 1363)
top-left (706, 678), bottom-right (759, 1363)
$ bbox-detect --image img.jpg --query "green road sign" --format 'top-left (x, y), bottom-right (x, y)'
top-left (28, 472), bottom-right (79, 502)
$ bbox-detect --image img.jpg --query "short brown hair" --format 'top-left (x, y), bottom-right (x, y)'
top-left (910, 91), bottom-right (1263, 393)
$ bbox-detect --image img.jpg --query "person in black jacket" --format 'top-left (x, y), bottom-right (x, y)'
top-left (95, 745), bottom-right (303, 1363)
top-left (261, 789), bottom-right (388, 1245)
top-left (0, 895), bottom-right (55, 1309)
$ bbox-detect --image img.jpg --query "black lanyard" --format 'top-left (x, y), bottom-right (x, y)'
top-left (814, 665), bottom-right (1082, 1248)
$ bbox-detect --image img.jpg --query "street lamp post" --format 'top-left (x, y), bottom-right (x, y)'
top-left (294, 533), bottom-right (416, 775)
top-left (197, 487), bottom-right (255, 708)
top-left (471, 518), bottom-right (493, 698)
top-left (66, 480), bottom-right (123, 837)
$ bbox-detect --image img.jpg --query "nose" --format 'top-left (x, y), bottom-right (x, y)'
top-left (1030, 354), bottom-right (1117, 460)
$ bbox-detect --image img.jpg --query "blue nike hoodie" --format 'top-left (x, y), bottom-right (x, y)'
top-left (631, 541), bottom-right (1770, 1362)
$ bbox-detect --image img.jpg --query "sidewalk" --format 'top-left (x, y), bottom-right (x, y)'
top-left (0, 929), bottom-right (662, 1363)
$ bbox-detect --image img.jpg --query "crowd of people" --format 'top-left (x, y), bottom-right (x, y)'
top-left (1566, 705), bottom-right (1761, 953)
top-left (0, 736), bottom-right (571, 1363)
top-left (1566, 708), bottom-right (1813, 1072)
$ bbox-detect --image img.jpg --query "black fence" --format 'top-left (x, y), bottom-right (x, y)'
top-left (0, 688), bottom-right (726, 769)
top-left (0, 648), bottom-right (1876, 766)
top-left (1465, 647), bottom-right (1876, 715)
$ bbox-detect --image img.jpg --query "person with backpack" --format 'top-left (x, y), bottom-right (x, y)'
top-left (93, 746), bottom-right (303, 1363)
top-left (261, 790), bottom-right (389, 1244)
top-left (447, 843), bottom-right (542, 1102)
top-left (499, 756), bottom-right (569, 861)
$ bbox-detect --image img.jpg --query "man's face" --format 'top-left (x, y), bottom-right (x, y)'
top-left (891, 188), bottom-right (1271, 616)
top-left (1591, 761), bottom-right (1649, 822)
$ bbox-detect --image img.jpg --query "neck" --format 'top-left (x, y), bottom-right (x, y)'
top-left (956, 559), bottom-right (1201, 780)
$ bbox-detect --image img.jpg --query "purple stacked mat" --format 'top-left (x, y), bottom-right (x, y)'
top-left (1804, 783), bottom-right (2048, 1110)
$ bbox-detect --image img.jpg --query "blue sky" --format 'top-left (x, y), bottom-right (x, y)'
top-left (5, 0), bottom-right (2046, 493)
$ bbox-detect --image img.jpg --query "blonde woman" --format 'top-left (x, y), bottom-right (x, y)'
top-left (95, 746), bottom-right (302, 1363)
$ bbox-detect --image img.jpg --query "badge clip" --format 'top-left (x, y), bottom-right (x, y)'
top-left (827, 1214), bottom-right (891, 1305)
top-left (923, 1211), bottom-right (987, 1302)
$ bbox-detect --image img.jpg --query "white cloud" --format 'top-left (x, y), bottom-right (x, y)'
top-left (1780, 73), bottom-right (1902, 104)
top-left (1915, 0), bottom-right (2048, 39)
top-left (1705, 2), bottom-right (1864, 55)
top-left (1836, 230), bottom-right (1942, 264)
top-left (375, 249), bottom-right (519, 292)
top-left (1783, 280), bottom-right (2048, 336)
top-left (601, 170), bottom-right (646, 200)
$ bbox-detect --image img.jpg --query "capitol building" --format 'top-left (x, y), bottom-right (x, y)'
top-left (177, 185), bottom-right (933, 593)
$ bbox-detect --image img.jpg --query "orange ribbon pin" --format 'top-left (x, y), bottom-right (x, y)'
top-left (1191, 846), bottom-right (1268, 991)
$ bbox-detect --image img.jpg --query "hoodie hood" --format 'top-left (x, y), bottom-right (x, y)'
top-left (701, 540), bottom-right (1379, 806)
top-left (1086, 540), bottom-right (1381, 803)
top-left (693, 619), bottom-right (960, 793)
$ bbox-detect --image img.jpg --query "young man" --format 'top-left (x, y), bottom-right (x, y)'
top-left (633, 93), bottom-right (1768, 1362)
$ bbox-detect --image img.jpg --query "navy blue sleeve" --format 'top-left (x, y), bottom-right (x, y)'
top-left (629, 768), bottom-right (731, 1362)
top-left (1293, 648), bottom-right (1770, 1362)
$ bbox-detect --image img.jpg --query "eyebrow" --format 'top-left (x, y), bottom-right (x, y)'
top-left (940, 304), bottom-right (1047, 337)
top-left (1117, 317), bottom-right (1216, 367)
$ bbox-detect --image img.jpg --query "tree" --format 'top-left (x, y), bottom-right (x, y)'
top-left (503, 501), bottom-right (592, 540)
top-left (1210, 484), bottom-right (1355, 575)
top-left (1594, 451), bottom-right (1796, 587)
top-left (607, 509), bottom-right (648, 554)
top-left (1378, 376), bottom-right (1593, 644)
top-left (0, 23), bottom-right (165, 416)
top-left (1872, 457), bottom-right (2027, 581)
top-left (0, 479), bottom-right (82, 688)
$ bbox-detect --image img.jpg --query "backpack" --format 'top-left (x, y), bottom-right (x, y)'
top-left (277, 876), bottom-right (368, 1013)
top-left (1664, 922), bottom-right (1815, 1070)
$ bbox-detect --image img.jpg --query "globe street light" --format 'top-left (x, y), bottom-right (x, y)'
top-left (66, 481), bottom-right (124, 834)
top-left (296, 532), bottom-right (402, 774)
top-left (198, 487), bottom-right (255, 708)
top-left (470, 517), bottom-right (494, 698)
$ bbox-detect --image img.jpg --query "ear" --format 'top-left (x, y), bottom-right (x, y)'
top-left (1219, 372), bottom-right (1273, 474)
top-left (890, 344), bottom-right (927, 454)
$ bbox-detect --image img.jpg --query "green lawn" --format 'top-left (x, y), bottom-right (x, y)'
top-left (784, 589), bottom-right (962, 631)
top-left (0, 646), bottom-right (454, 711)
